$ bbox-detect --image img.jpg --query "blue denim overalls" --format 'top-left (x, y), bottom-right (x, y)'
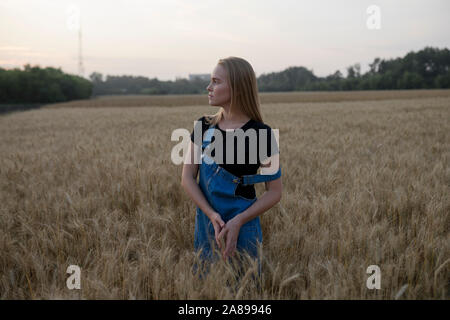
top-left (194, 124), bottom-right (281, 275)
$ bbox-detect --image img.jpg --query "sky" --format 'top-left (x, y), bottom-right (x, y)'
top-left (1, 0), bottom-right (449, 81)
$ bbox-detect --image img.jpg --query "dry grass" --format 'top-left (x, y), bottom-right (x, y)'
top-left (0, 91), bottom-right (449, 299)
top-left (45, 89), bottom-right (450, 108)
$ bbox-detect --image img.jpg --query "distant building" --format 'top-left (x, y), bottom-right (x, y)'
top-left (188, 73), bottom-right (210, 81)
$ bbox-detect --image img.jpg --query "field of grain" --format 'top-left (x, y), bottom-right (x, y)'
top-left (0, 90), bottom-right (449, 299)
top-left (44, 89), bottom-right (450, 108)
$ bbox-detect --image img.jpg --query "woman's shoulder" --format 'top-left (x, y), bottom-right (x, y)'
top-left (195, 115), bottom-right (215, 127)
top-left (191, 115), bottom-right (214, 142)
top-left (194, 115), bottom-right (206, 124)
top-left (192, 115), bottom-right (212, 127)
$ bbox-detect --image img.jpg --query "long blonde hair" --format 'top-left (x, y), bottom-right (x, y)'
top-left (204, 57), bottom-right (263, 126)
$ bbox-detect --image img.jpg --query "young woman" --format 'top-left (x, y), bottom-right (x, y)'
top-left (181, 56), bottom-right (282, 274)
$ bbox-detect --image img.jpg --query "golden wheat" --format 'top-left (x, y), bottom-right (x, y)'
top-left (0, 91), bottom-right (448, 299)
top-left (44, 89), bottom-right (450, 109)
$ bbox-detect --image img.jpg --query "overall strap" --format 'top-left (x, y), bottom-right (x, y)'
top-left (240, 166), bottom-right (281, 186)
top-left (203, 126), bottom-right (215, 144)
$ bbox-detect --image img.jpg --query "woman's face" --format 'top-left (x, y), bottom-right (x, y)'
top-left (206, 64), bottom-right (231, 108)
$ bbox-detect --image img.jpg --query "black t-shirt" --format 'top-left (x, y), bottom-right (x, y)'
top-left (190, 116), bottom-right (279, 200)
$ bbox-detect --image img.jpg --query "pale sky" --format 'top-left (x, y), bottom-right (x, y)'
top-left (1, 0), bottom-right (449, 81)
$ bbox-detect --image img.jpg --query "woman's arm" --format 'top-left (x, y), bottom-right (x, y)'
top-left (181, 141), bottom-right (225, 246)
top-left (181, 141), bottom-right (214, 218)
top-left (235, 175), bottom-right (282, 227)
top-left (217, 154), bottom-right (282, 259)
top-left (237, 152), bottom-right (282, 225)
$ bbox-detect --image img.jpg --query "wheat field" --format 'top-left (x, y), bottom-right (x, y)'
top-left (0, 90), bottom-right (449, 299)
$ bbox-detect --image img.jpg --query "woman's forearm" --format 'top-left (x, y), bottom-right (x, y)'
top-left (234, 189), bottom-right (281, 227)
top-left (181, 176), bottom-right (216, 219)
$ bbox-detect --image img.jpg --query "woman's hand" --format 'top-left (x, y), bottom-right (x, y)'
top-left (209, 212), bottom-right (225, 249)
top-left (217, 216), bottom-right (242, 260)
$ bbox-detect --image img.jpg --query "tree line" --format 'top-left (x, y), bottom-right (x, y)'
top-left (89, 72), bottom-right (206, 96)
top-left (286, 46), bottom-right (450, 91)
top-left (0, 65), bottom-right (92, 104)
top-left (0, 46), bottom-right (448, 104)
top-left (90, 46), bottom-right (450, 95)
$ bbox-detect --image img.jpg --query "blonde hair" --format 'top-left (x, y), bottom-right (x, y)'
top-left (204, 56), bottom-right (263, 126)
